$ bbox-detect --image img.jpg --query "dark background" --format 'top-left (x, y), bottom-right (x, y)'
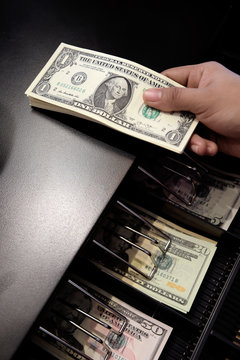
top-left (0, 1), bottom-right (239, 359)
top-left (2, 1), bottom-right (239, 71)
top-left (2, 1), bottom-right (239, 154)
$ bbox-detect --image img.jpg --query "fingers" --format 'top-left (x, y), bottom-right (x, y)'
top-left (143, 87), bottom-right (203, 113)
top-left (189, 134), bottom-right (240, 158)
top-left (188, 134), bottom-right (218, 156)
top-left (216, 136), bottom-right (240, 158)
top-left (161, 64), bottom-right (202, 87)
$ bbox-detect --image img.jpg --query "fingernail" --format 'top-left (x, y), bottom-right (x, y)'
top-left (144, 89), bottom-right (162, 101)
top-left (191, 144), bottom-right (199, 154)
top-left (207, 145), bottom-right (215, 156)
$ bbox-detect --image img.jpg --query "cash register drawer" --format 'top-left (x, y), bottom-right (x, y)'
top-left (10, 148), bottom-right (240, 360)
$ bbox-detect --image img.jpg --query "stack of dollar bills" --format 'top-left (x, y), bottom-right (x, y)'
top-left (25, 43), bottom-right (198, 154)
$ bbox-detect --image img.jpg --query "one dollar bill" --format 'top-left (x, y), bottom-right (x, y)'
top-left (33, 277), bottom-right (172, 360)
top-left (90, 201), bottom-right (217, 313)
top-left (25, 43), bottom-right (198, 153)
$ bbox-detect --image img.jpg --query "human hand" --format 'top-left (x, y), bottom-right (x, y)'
top-left (143, 62), bottom-right (240, 158)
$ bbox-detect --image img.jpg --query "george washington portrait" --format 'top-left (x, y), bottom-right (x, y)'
top-left (93, 76), bottom-right (131, 115)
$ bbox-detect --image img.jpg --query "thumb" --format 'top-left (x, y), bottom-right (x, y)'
top-left (143, 87), bottom-right (202, 113)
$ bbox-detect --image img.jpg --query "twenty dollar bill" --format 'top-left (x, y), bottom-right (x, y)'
top-left (25, 43), bottom-right (198, 153)
top-left (91, 201), bottom-right (217, 313)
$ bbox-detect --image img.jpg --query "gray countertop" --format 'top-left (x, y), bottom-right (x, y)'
top-left (0, 79), bottom-right (134, 360)
top-left (0, 3), bottom-right (134, 358)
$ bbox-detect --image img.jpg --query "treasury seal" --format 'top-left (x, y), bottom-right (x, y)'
top-left (142, 105), bottom-right (160, 119)
top-left (156, 254), bottom-right (173, 270)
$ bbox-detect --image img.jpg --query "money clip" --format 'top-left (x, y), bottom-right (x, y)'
top-left (138, 166), bottom-right (195, 206)
top-left (117, 200), bottom-right (171, 253)
top-left (93, 200), bottom-right (172, 280)
top-left (68, 279), bottom-right (128, 336)
top-left (93, 239), bottom-right (158, 280)
top-left (50, 309), bottom-right (112, 360)
top-left (38, 279), bottom-right (129, 360)
top-left (38, 326), bottom-right (94, 360)
top-left (138, 151), bottom-right (208, 206)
